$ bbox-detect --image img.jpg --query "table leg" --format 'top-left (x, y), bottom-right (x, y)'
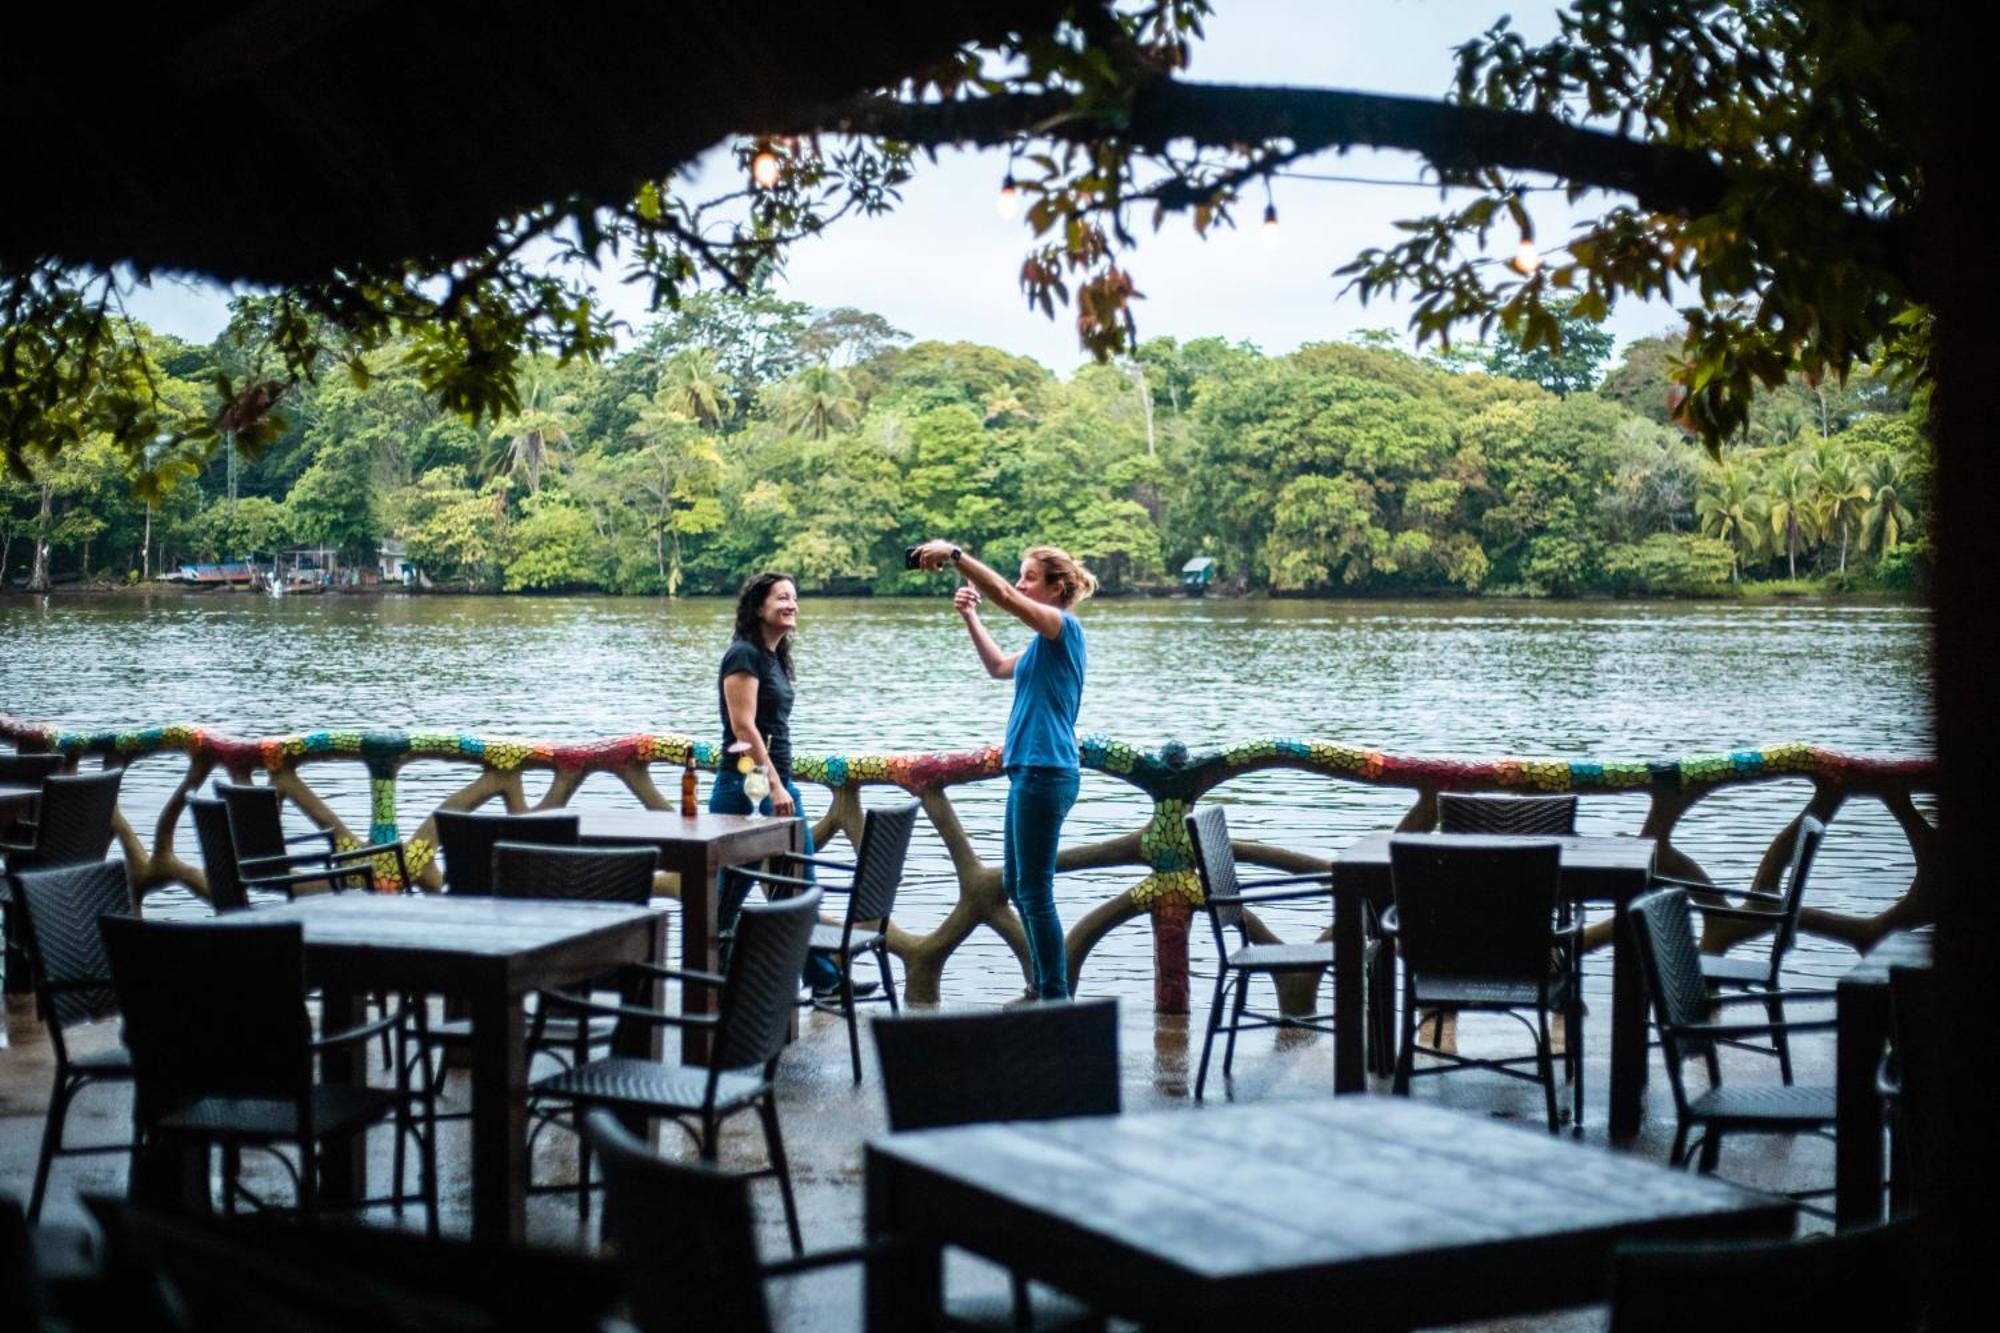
top-left (319, 984), bottom-right (368, 1205)
top-left (1333, 883), bottom-right (1367, 1094)
top-left (1835, 977), bottom-right (1889, 1228)
top-left (668, 846), bottom-right (719, 1066)
top-left (1609, 901), bottom-right (1647, 1139)
top-left (865, 1148), bottom-right (942, 1332)
top-left (468, 979), bottom-right (528, 1244)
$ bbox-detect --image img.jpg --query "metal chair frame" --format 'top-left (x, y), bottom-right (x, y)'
top-left (1183, 805), bottom-right (1345, 1100)
top-left (729, 801), bottom-right (920, 1083)
top-left (1388, 835), bottom-right (1580, 1132)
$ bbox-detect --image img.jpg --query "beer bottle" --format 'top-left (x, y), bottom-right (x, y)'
top-left (681, 752), bottom-right (699, 814)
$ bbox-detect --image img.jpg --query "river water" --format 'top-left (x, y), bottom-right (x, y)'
top-left (0, 591), bottom-right (1934, 1003)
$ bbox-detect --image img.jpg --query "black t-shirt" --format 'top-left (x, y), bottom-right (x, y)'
top-left (717, 638), bottom-right (796, 778)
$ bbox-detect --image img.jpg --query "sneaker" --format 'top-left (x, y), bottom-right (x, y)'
top-left (810, 978), bottom-right (879, 1004)
top-left (1002, 988), bottom-right (1041, 1010)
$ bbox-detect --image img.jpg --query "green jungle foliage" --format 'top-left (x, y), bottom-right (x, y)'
top-left (0, 293), bottom-right (1927, 599)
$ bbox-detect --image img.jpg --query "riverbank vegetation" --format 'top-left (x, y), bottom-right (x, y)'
top-left (0, 294), bottom-right (1926, 599)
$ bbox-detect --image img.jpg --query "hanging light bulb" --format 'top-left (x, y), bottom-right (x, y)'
top-left (751, 147), bottom-right (782, 189)
top-left (1511, 236), bottom-right (1542, 275)
top-left (996, 174), bottom-right (1020, 221)
top-left (1261, 202), bottom-right (1281, 250)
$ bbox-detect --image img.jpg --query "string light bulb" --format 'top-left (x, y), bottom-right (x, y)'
top-left (751, 147), bottom-right (782, 189)
top-left (996, 173), bottom-right (1020, 221)
top-left (1261, 202), bottom-right (1281, 250)
top-left (1511, 236), bottom-right (1541, 275)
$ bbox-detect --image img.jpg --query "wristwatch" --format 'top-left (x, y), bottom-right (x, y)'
top-left (949, 545), bottom-right (963, 566)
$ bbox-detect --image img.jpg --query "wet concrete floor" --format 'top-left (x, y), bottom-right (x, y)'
top-left (0, 982), bottom-right (1843, 1330)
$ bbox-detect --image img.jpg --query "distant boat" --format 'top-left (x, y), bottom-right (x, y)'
top-left (166, 561), bottom-right (260, 589)
top-left (1180, 557), bottom-right (1217, 596)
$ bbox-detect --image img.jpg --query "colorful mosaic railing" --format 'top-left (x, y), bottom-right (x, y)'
top-left (0, 712), bottom-right (1937, 1013)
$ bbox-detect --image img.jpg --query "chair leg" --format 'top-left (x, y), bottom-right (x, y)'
top-left (1567, 993), bottom-right (1585, 1129)
top-left (842, 968), bottom-right (862, 1086)
top-left (1220, 972), bottom-right (1251, 1079)
top-left (577, 1133), bottom-right (594, 1224)
top-left (1766, 991), bottom-right (1793, 1085)
top-left (876, 944), bottom-right (899, 1013)
top-left (27, 1076), bottom-right (75, 1223)
top-left (1697, 1128), bottom-right (1724, 1174)
top-left (758, 1097), bottom-right (804, 1257)
top-left (1394, 982), bottom-right (1417, 1096)
top-left (222, 1143), bottom-right (242, 1215)
top-left (1536, 1009), bottom-right (1559, 1134)
top-left (1194, 971), bottom-right (1229, 1100)
top-left (1670, 1121), bottom-right (1692, 1168)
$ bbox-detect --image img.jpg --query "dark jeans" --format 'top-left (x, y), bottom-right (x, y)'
top-left (710, 769), bottom-right (840, 988)
top-left (1004, 765), bottom-right (1080, 999)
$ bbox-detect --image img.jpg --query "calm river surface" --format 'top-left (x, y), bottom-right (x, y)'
top-left (0, 591), bottom-right (1934, 1002)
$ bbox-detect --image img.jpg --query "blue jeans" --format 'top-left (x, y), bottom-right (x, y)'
top-left (709, 770), bottom-right (840, 988)
top-left (1004, 765), bottom-right (1080, 999)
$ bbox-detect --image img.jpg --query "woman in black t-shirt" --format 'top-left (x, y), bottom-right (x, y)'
top-left (709, 571), bottom-right (850, 995)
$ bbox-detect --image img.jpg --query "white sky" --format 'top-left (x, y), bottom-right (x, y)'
top-left (123, 2), bottom-right (1684, 371)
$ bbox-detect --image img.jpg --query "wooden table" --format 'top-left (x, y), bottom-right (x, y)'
top-left (1334, 832), bottom-right (1660, 1137)
top-left (865, 1099), bottom-right (1794, 1331)
top-left (1835, 928), bottom-right (1934, 1228)
top-left (208, 892), bottom-right (666, 1244)
top-left (576, 808), bottom-right (799, 1065)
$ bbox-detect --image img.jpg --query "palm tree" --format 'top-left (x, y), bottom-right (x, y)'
top-left (484, 368), bottom-right (577, 494)
top-left (1810, 441), bottom-right (1871, 574)
top-left (1859, 454), bottom-right (1916, 555)
top-left (782, 364), bottom-right (860, 440)
top-left (659, 348), bottom-right (735, 427)
top-left (625, 387), bottom-right (725, 593)
top-left (1695, 461), bottom-right (1765, 581)
top-left (1763, 449), bottom-right (1821, 580)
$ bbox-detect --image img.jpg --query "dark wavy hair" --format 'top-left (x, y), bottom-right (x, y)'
top-left (731, 572), bottom-right (798, 680)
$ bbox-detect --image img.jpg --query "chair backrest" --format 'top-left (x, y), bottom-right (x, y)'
top-left (10, 769), bottom-right (123, 870)
top-left (584, 1110), bottom-right (773, 1333)
top-left (0, 751), bottom-right (65, 786)
top-left (490, 843), bottom-right (656, 904)
top-left (873, 998), bottom-right (1121, 1131)
top-left (711, 891), bottom-right (821, 1074)
top-left (1184, 805), bottom-right (1247, 944)
top-left (1388, 835), bottom-right (1562, 983)
top-left (1437, 792), bottom-right (1577, 835)
top-left (435, 810), bottom-right (579, 896)
top-left (11, 861), bottom-right (131, 1038)
top-left (189, 796), bottom-right (249, 912)
top-left (1625, 888), bottom-right (1718, 1109)
top-left (1609, 1220), bottom-right (1924, 1333)
top-left (1761, 813), bottom-right (1826, 976)
top-left (102, 916), bottom-right (312, 1128)
top-left (847, 801), bottom-right (920, 925)
top-left (215, 780), bottom-right (294, 864)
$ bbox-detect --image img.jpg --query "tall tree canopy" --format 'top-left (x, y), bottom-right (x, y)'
top-left (1, 1), bottom-right (1927, 489)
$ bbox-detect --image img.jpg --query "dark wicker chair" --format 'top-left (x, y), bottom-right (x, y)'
top-left (1653, 814), bottom-right (1826, 1083)
top-left (101, 914), bottom-right (438, 1233)
top-left (584, 1109), bottom-right (874, 1333)
top-left (873, 1000), bottom-right (1119, 1330)
top-left (1182, 805), bottom-right (1344, 1100)
top-left (1436, 792), bottom-right (1578, 835)
top-left (409, 842), bottom-right (652, 1110)
top-left (84, 1199), bottom-right (621, 1333)
top-left (874, 996), bottom-right (1120, 1128)
top-left (730, 800), bottom-right (920, 1083)
top-left (217, 778), bottom-right (411, 894)
top-left (0, 751), bottom-right (65, 835)
top-left (9, 860), bottom-right (137, 1221)
top-left (530, 891), bottom-right (821, 1252)
top-left (1388, 835), bottom-right (1579, 1131)
top-left (1609, 1220), bottom-right (1925, 1333)
top-left (1626, 888), bottom-right (1837, 1191)
top-left (434, 809), bottom-right (580, 896)
top-left (1, 768), bottom-right (123, 994)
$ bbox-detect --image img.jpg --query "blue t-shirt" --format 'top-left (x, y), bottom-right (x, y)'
top-left (1003, 611), bottom-right (1086, 770)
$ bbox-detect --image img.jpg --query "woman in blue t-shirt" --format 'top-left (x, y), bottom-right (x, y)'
top-left (911, 540), bottom-right (1095, 1001)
